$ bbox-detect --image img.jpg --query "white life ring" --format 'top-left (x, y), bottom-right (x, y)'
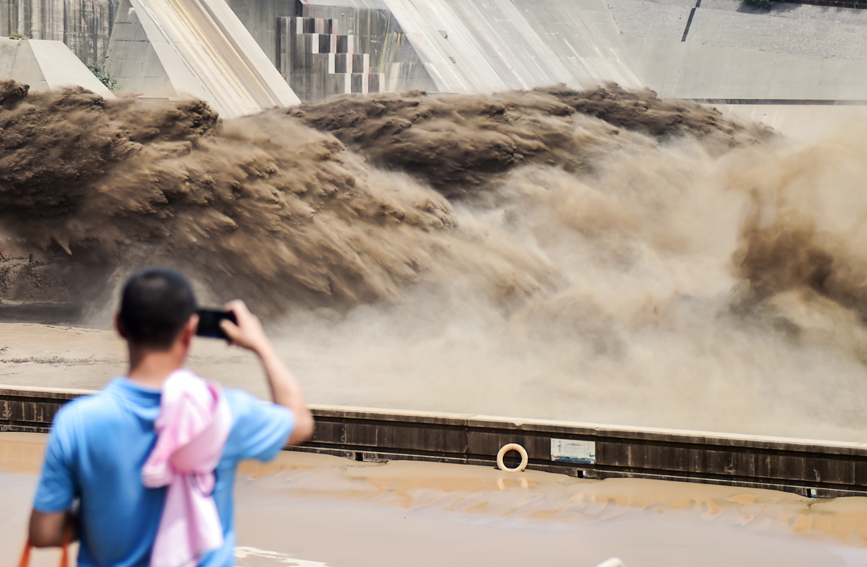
top-left (496, 443), bottom-right (529, 472)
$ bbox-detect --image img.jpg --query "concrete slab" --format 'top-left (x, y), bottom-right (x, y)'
top-left (687, 7), bottom-right (867, 62)
top-left (766, 52), bottom-right (825, 99)
top-left (606, 0), bottom-right (692, 41)
top-left (702, 0), bottom-right (867, 26)
top-left (624, 32), bottom-right (867, 102)
top-left (104, 0), bottom-right (300, 117)
top-left (514, 0), bottom-right (642, 88)
top-left (382, 0), bottom-right (641, 93)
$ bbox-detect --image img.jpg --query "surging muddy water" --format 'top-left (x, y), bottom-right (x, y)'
top-left (2, 80), bottom-right (867, 439)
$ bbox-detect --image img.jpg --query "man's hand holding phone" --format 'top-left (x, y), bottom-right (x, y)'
top-left (218, 300), bottom-right (271, 354)
top-left (195, 309), bottom-right (237, 340)
top-left (213, 299), bottom-right (314, 444)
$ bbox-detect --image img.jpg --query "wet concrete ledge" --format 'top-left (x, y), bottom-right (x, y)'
top-left (2, 385), bottom-right (866, 498)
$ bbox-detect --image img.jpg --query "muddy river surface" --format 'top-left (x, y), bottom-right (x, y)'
top-left (1, 433), bottom-right (867, 567)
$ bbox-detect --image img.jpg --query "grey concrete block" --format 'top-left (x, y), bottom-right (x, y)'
top-left (368, 71), bottom-right (383, 91)
top-left (332, 52), bottom-right (350, 72)
top-left (335, 34), bottom-right (355, 53)
top-left (352, 52), bottom-right (368, 72)
top-left (350, 71), bottom-right (367, 92)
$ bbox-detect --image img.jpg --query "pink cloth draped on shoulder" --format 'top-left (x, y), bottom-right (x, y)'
top-left (142, 369), bottom-right (232, 567)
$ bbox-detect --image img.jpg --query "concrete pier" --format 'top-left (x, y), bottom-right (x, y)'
top-left (0, 36), bottom-right (114, 96)
top-left (4, 384), bottom-right (867, 498)
top-left (103, 0), bottom-right (300, 116)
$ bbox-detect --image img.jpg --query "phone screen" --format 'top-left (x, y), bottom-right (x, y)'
top-left (196, 309), bottom-right (237, 340)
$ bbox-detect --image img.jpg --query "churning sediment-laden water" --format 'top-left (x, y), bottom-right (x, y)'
top-left (3, 79), bottom-right (867, 440)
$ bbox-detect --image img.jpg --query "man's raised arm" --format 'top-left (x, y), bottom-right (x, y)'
top-left (220, 300), bottom-right (314, 445)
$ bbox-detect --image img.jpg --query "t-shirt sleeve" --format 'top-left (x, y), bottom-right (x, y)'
top-left (227, 389), bottom-right (295, 462)
top-left (33, 407), bottom-right (78, 513)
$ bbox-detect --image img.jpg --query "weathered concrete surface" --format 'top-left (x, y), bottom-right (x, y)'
top-left (382, 0), bottom-right (642, 93)
top-left (224, 0), bottom-right (294, 66)
top-left (624, 36), bottom-right (867, 101)
top-left (5, 384), bottom-right (867, 497)
top-left (610, 0), bottom-right (867, 102)
top-left (104, 0), bottom-right (300, 117)
top-left (692, 0), bottom-right (867, 63)
top-left (0, 0), bottom-right (114, 66)
top-left (0, 36), bottom-right (114, 96)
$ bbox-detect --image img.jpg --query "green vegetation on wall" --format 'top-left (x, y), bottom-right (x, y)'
top-left (89, 64), bottom-right (119, 90)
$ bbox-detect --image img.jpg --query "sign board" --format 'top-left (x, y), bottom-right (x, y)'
top-left (551, 438), bottom-right (596, 464)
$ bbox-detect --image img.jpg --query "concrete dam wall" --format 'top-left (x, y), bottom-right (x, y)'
top-left (1, 0), bottom-right (645, 101)
top-left (4, 0), bottom-right (867, 120)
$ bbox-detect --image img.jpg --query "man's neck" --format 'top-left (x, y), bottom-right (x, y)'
top-left (127, 347), bottom-right (186, 389)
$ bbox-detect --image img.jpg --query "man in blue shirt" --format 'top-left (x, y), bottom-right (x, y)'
top-left (28, 268), bottom-right (314, 567)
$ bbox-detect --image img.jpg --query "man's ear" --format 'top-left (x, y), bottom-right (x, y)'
top-left (180, 314), bottom-right (199, 347)
top-left (115, 312), bottom-right (127, 339)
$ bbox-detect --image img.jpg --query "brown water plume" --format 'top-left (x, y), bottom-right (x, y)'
top-left (0, 80), bottom-right (461, 312)
top-left (0, 81), bottom-right (754, 313)
top-left (5, 79), bottom-right (867, 439)
top-left (293, 85), bottom-right (763, 197)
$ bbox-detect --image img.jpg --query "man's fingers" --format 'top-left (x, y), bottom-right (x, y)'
top-left (223, 299), bottom-right (248, 316)
top-left (219, 299), bottom-right (266, 351)
top-left (219, 319), bottom-right (241, 341)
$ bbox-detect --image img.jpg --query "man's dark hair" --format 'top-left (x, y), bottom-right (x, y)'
top-left (119, 268), bottom-right (197, 350)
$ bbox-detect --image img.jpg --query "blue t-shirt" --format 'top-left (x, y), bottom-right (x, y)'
top-left (33, 377), bottom-right (294, 567)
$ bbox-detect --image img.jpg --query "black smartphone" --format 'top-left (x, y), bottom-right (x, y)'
top-left (196, 308), bottom-right (237, 340)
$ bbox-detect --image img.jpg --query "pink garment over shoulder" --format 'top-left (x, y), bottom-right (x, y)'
top-left (142, 369), bottom-right (232, 567)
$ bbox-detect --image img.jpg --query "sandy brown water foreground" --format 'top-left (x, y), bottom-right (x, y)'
top-left (1, 433), bottom-right (866, 567)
